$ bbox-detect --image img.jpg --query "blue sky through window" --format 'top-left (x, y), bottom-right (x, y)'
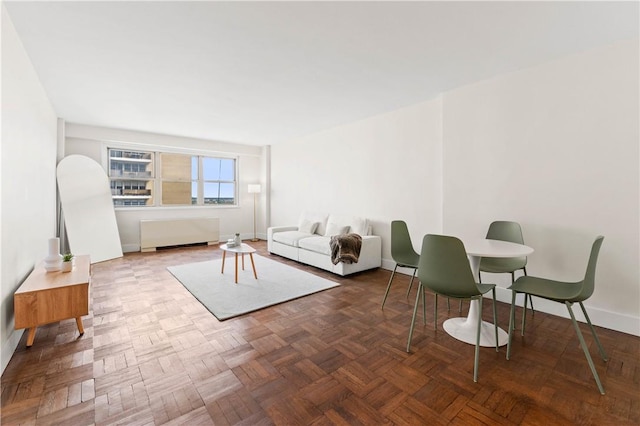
top-left (190, 157), bottom-right (235, 200)
top-left (191, 157), bottom-right (198, 180)
top-left (203, 158), bottom-right (234, 181)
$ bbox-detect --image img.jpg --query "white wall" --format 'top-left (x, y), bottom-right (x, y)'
top-left (64, 124), bottom-right (266, 251)
top-left (442, 39), bottom-right (639, 334)
top-left (1, 5), bottom-right (59, 373)
top-left (271, 97), bottom-right (444, 265)
top-left (270, 39), bottom-right (639, 335)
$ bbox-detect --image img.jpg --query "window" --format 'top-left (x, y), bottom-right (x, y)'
top-left (108, 148), bottom-right (236, 207)
top-left (109, 149), bottom-right (154, 206)
top-left (202, 157), bottom-right (235, 205)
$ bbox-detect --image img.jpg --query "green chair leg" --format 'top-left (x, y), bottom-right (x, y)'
top-left (405, 269), bottom-right (417, 298)
top-left (579, 302), bottom-right (608, 362)
top-left (521, 293), bottom-right (528, 336)
top-left (566, 302), bottom-right (605, 395)
top-left (434, 293), bottom-right (439, 330)
top-left (521, 267), bottom-right (534, 316)
top-left (422, 283), bottom-right (426, 325)
top-left (406, 282), bottom-right (423, 352)
top-left (381, 265), bottom-right (398, 309)
top-left (523, 267), bottom-right (532, 312)
top-left (513, 271), bottom-right (532, 336)
top-left (491, 288), bottom-right (498, 351)
top-left (473, 296), bottom-right (482, 382)
top-left (506, 291), bottom-right (517, 360)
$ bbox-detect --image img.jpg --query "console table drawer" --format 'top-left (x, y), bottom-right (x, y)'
top-left (14, 285), bottom-right (89, 329)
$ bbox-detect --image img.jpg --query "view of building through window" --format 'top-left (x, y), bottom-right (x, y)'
top-left (108, 148), bottom-right (236, 207)
top-left (109, 149), bottom-right (154, 206)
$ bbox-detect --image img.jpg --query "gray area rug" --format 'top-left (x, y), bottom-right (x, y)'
top-left (167, 254), bottom-right (340, 320)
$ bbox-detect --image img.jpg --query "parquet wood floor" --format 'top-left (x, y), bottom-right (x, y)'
top-left (2, 241), bottom-right (639, 425)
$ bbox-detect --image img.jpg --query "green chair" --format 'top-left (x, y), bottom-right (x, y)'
top-left (506, 236), bottom-right (608, 394)
top-left (381, 220), bottom-right (420, 309)
top-left (407, 234), bottom-right (498, 382)
top-left (479, 221), bottom-right (531, 329)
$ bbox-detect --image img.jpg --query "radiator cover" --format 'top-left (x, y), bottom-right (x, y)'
top-left (140, 217), bottom-right (220, 252)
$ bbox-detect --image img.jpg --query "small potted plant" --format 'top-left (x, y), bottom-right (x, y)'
top-left (61, 253), bottom-right (74, 272)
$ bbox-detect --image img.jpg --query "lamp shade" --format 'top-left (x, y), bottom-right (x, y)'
top-left (248, 184), bottom-right (261, 194)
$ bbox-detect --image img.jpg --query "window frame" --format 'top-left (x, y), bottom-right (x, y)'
top-left (106, 144), bottom-right (239, 209)
top-left (198, 156), bottom-right (237, 206)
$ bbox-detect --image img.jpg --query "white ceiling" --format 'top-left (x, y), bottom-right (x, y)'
top-left (4, 1), bottom-right (638, 146)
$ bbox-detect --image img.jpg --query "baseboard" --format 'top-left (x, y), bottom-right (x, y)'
top-left (1, 328), bottom-right (24, 375)
top-left (222, 233), bottom-right (266, 243)
top-left (124, 234), bottom-right (267, 254)
top-left (381, 258), bottom-right (640, 337)
top-left (122, 244), bottom-right (139, 253)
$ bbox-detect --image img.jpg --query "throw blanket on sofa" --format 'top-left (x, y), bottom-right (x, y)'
top-left (330, 233), bottom-right (363, 265)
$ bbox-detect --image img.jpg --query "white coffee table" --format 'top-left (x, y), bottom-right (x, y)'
top-left (443, 239), bottom-right (534, 347)
top-left (220, 243), bottom-right (258, 284)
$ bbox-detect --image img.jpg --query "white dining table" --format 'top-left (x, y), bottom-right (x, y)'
top-left (442, 239), bottom-right (534, 347)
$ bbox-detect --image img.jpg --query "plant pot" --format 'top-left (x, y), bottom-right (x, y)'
top-left (61, 260), bottom-right (74, 272)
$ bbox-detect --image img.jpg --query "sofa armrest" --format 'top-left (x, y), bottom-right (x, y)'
top-left (359, 235), bottom-right (382, 262)
top-left (267, 226), bottom-right (299, 252)
top-left (268, 225), bottom-right (299, 237)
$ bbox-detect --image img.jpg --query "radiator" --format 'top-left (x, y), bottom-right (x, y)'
top-left (140, 217), bottom-right (220, 252)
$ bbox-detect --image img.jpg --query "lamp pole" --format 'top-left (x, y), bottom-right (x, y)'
top-left (248, 184), bottom-right (261, 241)
top-left (252, 191), bottom-right (258, 241)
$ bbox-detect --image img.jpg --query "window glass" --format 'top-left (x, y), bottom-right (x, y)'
top-left (108, 149), bottom-right (154, 206)
top-left (161, 154), bottom-right (194, 205)
top-left (191, 157), bottom-right (198, 180)
top-left (203, 182), bottom-right (235, 205)
top-left (190, 182), bottom-right (196, 205)
top-left (108, 148), bottom-right (236, 207)
top-left (202, 157), bottom-right (235, 181)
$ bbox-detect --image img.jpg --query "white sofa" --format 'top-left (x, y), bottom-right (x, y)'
top-left (267, 213), bottom-right (382, 276)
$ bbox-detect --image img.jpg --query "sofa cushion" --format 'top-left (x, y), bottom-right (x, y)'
top-left (324, 222), bottom-right (350, 237)
top-left (298, 212), bottom-right (329, 235)
top-left (348, 216), bottom-right (370, 236)
top-left (325, 215), bottom-right (370, 236)
top-left (272, 231), bottom-right (314, 247)
top-left (298, 236), bottom-right (332, 255)
top-left (299, 220), bottom-right (319, 234)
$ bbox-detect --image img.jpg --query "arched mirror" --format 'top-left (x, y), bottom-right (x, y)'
top-left (57, 155), bottom-right (123, 263)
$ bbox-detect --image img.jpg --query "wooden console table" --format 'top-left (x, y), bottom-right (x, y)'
top-left (14, 255), bottom-right (91, 347)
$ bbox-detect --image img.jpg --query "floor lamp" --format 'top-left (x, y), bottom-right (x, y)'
top-left (248, 184), bottom-right (261, 241)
